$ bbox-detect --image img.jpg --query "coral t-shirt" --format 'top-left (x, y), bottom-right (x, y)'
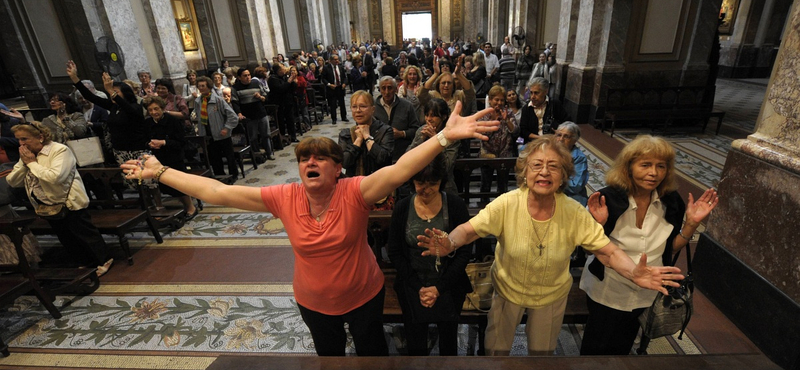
top-left (260, 176), bottom-right (384, 315)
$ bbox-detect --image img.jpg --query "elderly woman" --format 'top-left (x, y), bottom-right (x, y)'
top-left (579, 135), bottom-right (718, 355)
top-left (7, 122), bottom-right (112, 275)
top-left (67, 61), bottom-right (150, 167)
top-left (519, 77), bottom-right (569, 143)
top-left (181, 70), bottom-right (199, 111)
top-left (388, 154), bottom-right (472, 356)
top-left (418, 135), bottom-right (685, 356)
top-left (122, 100), bottom-right (499, 356)
top-left (479, 86), bottom-right (518, 203)
top-left (143, 96), bottom-right (196, 218)
top-left (194, 76), bottom-right (238, 179)
top-left (407, 98), bottom-right (459, 195)
top-left (154, 79), bottom-right (191, 129)
top-left (137, 70), bottom-right (156, 97)
top-left (338, 90), bottom-right (394, 179)
top-left (41, 92), bottom-right (89, 143)
top-left (418, 55), bottom-right (475, 118)
top-left (555, 122), bottom-right (588, 206)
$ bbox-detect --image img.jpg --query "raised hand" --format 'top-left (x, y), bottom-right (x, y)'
top-left (587, 192), bottom-right (608, 225)
top-left (120, 154), bottom-right (163, 182)
top-left (417, 228), bottom-right (452, 257)
top-left (685, 188), bottom-right (718, 225)
top-left (433, 55), bottom-right (440, 75)
top-left (101, 73), bottom-right (114, 94)
top-left (631, 254), bottom-right (684, 295)
top-left (66, 60), bottom-right (80, 83)
top-left (440, 101), bottom-right (500, 142)
top-left (0, 108), bottom-right (24, 122)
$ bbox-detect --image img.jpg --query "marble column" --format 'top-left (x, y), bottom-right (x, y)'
top-left (463, 0), bottom-right (487, 44)
top-left (694, 4), bottom-right (800, 370)
top-left (141, 0), bottom-right (189, 85)
top-left (334, 0), bottom-right (352, 45)
top-left (380, 0), bottom-right (394, 45)
top-left (266, 0), bottom-right (287, 56)
top-left (98, 0), bottom-right (151, 80)
top-left (248, 0), bottom-right (279, 61)
top-left (554, 0), bottom-right (580, 101)
top-left (354, 0), bottom-right (369, 43)
top-left (439, 0), bottom-right (451, 41)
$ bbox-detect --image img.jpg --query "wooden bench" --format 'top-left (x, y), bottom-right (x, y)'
top-left (599, 86), bottom-right (725, 137)
top-left (24, 168), bottom-right (163, 265)
top-left (382, 267), bottom-right (588, 355)
top-left (206, 354), bottom-right (782, 369)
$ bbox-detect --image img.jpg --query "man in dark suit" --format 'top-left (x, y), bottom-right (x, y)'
top-left (407, 41), bottom-right (423, 60)
top-left (322, 54), bottom-right (349, 125)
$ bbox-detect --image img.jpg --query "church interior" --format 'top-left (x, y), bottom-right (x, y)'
top-left (0, 0), bottom-right (798, 369)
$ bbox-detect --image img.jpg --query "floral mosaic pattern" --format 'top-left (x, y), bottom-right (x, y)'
top-left (5, 295), bottom-right (314, 353)
top-left (172, 213), bottom-right (286, 238)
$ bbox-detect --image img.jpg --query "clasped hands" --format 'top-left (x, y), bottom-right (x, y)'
top-left (419, 286), bottom-right (439, 308)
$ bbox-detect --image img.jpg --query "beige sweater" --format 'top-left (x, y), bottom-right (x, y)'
top-left (6, 142), bottom-right (89, 210)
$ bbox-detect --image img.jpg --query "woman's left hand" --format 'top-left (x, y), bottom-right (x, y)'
top-left (102, 73), bottom-right (114, 94)
top-left (19, 146), bottom-right (36, 164)
top-left (631, 254), bottom-right (685, 295)
top-left (685, 188), bottom-right (718, 225)
top-left (441, 101), bottom-right (500, 142)
top-left (417, 228), bottom-right (453, 257)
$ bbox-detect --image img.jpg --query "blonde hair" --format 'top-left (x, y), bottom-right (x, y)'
top-left (350, 90), bottom-right (374, 107)
top-left (11, 121), bottom-right (52, 144)
top-left (605, 135), bottom-right (678, 196)
top-left (515, 135), bottom-right (574, 192)
top-left (473, 51), bottom-right (486, 68)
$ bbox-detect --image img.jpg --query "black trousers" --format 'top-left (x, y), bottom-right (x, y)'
top-left (208, 136), bottom-right (238, 178)
top-left (580, 296), bottom-right (646, 355)
top-left (297, 288), bottom-right (389, 356)
top-left (403, 317), bottom-right (459, 356)
top-left (326, 87), bottom-right (347, 123)
top-left (277, 103), bottom-right (297, 140)
top-left (47, 208), bottom-right (107, 266)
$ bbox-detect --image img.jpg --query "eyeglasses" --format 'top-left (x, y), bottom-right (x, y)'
top-left (528, 162), bottom-right (562, 173)
top-left (350, 105), bottom-right (371, 112)
top-left (555, 133), bottom-right (574, 139)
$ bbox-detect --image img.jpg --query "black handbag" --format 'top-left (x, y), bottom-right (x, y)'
top-left (638, 243), bottom-right (694, 341)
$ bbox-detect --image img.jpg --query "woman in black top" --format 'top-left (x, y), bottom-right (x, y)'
top-left (143, 96), bottom-right (197, 219)
top-left (66, 60), bottom-right (150, 167)
top-left (387, 154), bottom-right (472, 356)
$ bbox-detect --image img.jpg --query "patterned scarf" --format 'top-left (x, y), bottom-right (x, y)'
top-left (200, 94), bottom-right (210, 126)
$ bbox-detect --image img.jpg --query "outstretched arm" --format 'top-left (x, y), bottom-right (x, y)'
top-left (121, 155), bottom-right (269, 212)
top-left (594, 243), bottom-right (684, 295)
top-left (360, 101), bottom-right (500, 205)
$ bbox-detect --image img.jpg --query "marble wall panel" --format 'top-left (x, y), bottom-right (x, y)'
top-left (439, 0), bottom-right (450, 41)
top-left (381, 0), bottom-right (394, 45)
top-left (142, 0), bottom-right (188, 79)
top-left (267, 0), bottom-right (287, 56)
top-left (557, 0), bottom-right (580, 63)
top-left (102, 0), bottom-right (151, 80)
top-left (705, 149), bottom-right (800, 303)
top-left (193, 0), bottom-right (221, 68)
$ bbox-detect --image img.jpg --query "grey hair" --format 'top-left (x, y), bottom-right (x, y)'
top-left (137, 70), bottom-right (151, 78)
top-left (399, 51), bottom-right (407, 57)
top-left (378, 75), bottom-right (397, 88)
top-left (359, 46), bottom-right (366, 53)
top-left (557, 121), bottom-right (581, 140)
top-left (80, 80), bottom-right (97, 91)
top-left (527, 77), bottom-right (549, 92)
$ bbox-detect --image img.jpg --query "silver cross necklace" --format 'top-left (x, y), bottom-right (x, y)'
top-left (531, 198), bottom-right (556, 256)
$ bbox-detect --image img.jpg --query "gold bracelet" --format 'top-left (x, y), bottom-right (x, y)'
top-left (153, 166), bottom-right (170, 182)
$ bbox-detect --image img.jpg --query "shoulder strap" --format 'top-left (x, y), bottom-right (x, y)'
top-left (441, 191), bottom-right (449, 229)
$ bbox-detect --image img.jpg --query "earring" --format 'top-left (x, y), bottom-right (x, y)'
top-left (40, 140), bottom-right (43, 144)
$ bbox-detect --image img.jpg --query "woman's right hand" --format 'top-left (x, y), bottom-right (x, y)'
top-left (432, 55), bottom-right (440, 75)
top-left (66, 60), bottom-right (80, 83)
top-left (587, 192), bottom-right (608, 225)
top-left (101, 73), bottom-right (114, 94)
top-left (120, 154), bottom-right (163, 181)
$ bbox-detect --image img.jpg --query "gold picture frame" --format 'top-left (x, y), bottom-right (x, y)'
top-left (178, 20), bottom-right (198, 51)
top-left (718, 0), bottom-right (739, 35)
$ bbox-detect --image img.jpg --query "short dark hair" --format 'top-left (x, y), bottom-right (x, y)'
top-left (50, 92), bottom-right (81, 114)
top-left (295, 137), bottom-right (343, 164)
top-left (196, 76), bottom-right (213, 89)
top-left (411, 153), bottom-right (447, 185)
top-left (236, 67), bottom-right (250, 77)
top-left (154, 78), bottom-right (176, 95)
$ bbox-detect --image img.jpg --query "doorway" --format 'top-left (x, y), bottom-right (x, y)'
top-left (402, 12), bottom-right (432, 42)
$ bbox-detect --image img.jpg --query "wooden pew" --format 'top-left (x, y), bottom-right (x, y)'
top-left (207, 354), bottom-right (782, 369)
top-left (24, 168), bottom-right (164, 265)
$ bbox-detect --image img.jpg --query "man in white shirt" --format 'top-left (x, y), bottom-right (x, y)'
top-left (483, 43), bottom-right (500, 84)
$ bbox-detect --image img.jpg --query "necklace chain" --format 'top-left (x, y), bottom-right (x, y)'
top-left (313, 201), bottom-right (330, 222)
top-left (531, 198), bottom-right (556, 256)
top-left (415, 196), bottom-right (439, 223)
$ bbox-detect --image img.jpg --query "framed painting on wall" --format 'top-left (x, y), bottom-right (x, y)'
top-left (718, 0), bottom-right (739, 35)
top-left (178, 20), bottom-right (198, 51)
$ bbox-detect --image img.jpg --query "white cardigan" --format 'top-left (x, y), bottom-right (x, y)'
top-left (6, 142), bottom-right (89, 210)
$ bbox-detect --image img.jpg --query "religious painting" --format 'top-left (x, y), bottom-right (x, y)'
top-left (718, 0), bottom-right (739, 35)
top-left (178, 20), bottom-right (198, 51)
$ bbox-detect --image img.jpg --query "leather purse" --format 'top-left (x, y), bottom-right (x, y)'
top-left (462, 256), bottom-right (494, 311)
top-left (33, 167), bottom-right (76, 221)
top-left (638, 244), bottom-right (694, 340)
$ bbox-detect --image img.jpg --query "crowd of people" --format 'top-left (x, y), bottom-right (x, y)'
top-left (0, 34), bottom-right (719, 358)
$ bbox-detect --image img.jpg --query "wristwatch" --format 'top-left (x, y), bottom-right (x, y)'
top-left (366, 136), bottom-right (375, 142)
top-left (436, 131), bottom-right (450, 147)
